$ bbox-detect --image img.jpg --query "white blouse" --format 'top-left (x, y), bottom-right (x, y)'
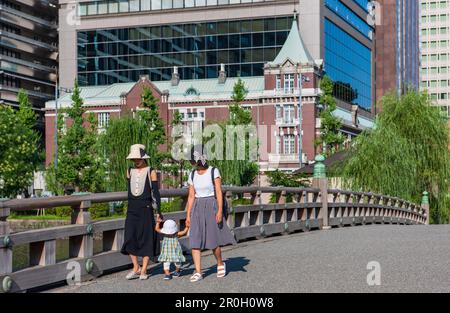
top-left (188, 167), bottom-right (221, 198)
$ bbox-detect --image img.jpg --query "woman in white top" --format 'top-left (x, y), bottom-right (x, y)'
top-left (185, 145), bottom-right (236, 282)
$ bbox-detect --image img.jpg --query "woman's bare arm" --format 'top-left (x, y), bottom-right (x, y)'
top-left (150, 169), bottom-right (161, 216)
top-left (185, 185), bottom-right (195, 227)
top-left (214, 177), bottom-right (223, 223)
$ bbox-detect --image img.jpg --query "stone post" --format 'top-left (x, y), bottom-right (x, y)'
top-left (312, 155), bottom-right (330, 230)
top-left (421, 191), bottom-right (430, 225)
top-left (69, 194), bottom-right (93, 258)
top-left (0, 199), bottom-right (12, 276)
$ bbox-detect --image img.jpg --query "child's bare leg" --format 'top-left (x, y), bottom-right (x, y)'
top-left (175, 262), bottom-right (181, 272)
top-left (163, 262), bottom-right (171, 275)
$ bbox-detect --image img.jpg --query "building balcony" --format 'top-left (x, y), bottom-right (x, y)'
top-left (275, 118), bottom-right (299, 127)
top-left (268, 153), bottom-right (300, 164)
top-left (0, 85), bottom-right (53, 100)
top-left (0, 5), bottom-right (57, 29)
top-left (0, 30), bottom-right (57, 51)
top-left (263, 88), bottom-right (321, 97)
top-left (0, 55), bottom-right (56, 73)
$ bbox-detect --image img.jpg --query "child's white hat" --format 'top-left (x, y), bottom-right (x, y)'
top-left (161, 219), bottom-right (178, 235)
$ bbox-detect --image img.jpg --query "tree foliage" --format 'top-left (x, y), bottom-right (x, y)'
top-left (338, 91), bottom-right (450, 224)
top-left (0, 90), bottom-right (42, 197)
top-left (316, 76), bottom-right (345, 156)
top-left (46, 81), bottom-right (105, 194)
top-left (100, 87), bottom-right (166, 192)
top-left (208, 78), bottom-right (259, 186)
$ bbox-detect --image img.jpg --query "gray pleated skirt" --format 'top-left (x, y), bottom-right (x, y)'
top-left (189, 196), bottom-right (237, 250)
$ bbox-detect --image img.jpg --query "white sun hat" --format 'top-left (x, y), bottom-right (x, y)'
top-left (161, 219), bottom-right (178, 235)
top-left (126, 144), bottom-right (150, 160)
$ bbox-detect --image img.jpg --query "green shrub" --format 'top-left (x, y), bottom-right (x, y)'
top-left (232, 198), bottom-right (252, 206)
top-left (89, 203), bottom-right (110, 220)
top-left (44, 206), bottom-right (72, 217)
top-left (161, 197), bottom-right (184, 213)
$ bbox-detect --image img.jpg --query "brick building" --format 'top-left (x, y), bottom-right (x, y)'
top-left (45, 19), bottom-right (374, 177)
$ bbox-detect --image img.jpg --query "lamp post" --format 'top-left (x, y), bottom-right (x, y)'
top-left (298, 73), bottom-right (310, 169)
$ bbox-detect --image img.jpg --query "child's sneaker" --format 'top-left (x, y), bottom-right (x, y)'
top-left (172, 270), bottom-right (182, 278)
top-left (164, 274), bottom-right (172, 280)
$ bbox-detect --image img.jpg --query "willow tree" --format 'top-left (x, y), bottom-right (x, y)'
top-left (337, 91), bottom-right (450, 224)
top-left (207, 78), bottom-right (259, 187)
top-left (100, 87), bottom-right (166, 192)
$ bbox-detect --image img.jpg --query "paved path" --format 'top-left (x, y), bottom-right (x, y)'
top-left (49, 225), bottom-right (450, 293)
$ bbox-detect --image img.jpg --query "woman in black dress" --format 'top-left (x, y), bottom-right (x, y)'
top-left (121, 144), bottom-right (161, 280)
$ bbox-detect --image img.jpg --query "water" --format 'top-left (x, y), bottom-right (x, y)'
top-left (12, 237), bottom-right (104, 272)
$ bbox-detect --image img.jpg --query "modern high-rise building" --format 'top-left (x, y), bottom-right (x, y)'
top-left (375, 0), bottom-right (420, 111)
top-left (0, 0), bottom-right (58, 129)
top-left (58, 0), bottom-right (376, 112)
top-left (420, 0), bottom-right (450, 119)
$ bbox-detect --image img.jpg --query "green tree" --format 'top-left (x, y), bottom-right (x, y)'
top-left (208, 78), bottom-right (259, 186)
top-left (0, 90), bottom-right (42, 197)
top-left (338, 91), bottom-right (450, 224)
top-left (47, 80), bottom-right (105, 194)
top-left (316, 76), bottom-right (345, 156)
top-left (266, 170), bottom-right (310, 202)
top-left (100, 87), bottom-right (167, 192)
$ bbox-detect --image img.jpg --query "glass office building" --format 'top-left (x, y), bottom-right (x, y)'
top-left (77, 16), bottom-right (293, 85)
top-left (59, 0), bottom-right (376, 110)
top-left (323, 0), bottom-right (373, 110)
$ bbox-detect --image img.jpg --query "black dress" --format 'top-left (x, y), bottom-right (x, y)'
top-left (121, 167), bottom-right (161, 259)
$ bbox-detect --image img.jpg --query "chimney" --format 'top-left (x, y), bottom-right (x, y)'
top-left (171, 66), bottom-right (180, 86)
top-left (351, 104), bottom-right (359, 127)
top-left (218, 63), bottom-right (227, 84)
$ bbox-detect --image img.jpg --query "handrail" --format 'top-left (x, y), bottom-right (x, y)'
top-left (0, 186), bottom-right (428, 293)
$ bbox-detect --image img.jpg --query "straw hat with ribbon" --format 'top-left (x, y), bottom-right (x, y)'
top-left (126, 144), bottom-right (150, 160)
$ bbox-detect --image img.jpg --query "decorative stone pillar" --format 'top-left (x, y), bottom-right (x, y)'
top-left (312, 155), bottom-right (330, 229)
top-left (0, 199), bottom-right (12, 277)
top-left (421, 191), bottom-right (430, 225)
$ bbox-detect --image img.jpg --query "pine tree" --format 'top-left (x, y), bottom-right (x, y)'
top-left (316, 76), bottom-right (345, 156)
top-left (49, 80), bottom-right (105, 194)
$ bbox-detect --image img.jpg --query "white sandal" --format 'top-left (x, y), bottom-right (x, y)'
top-left (126, 268), bottom-right (141, 280)
top-left (217, 263), bottom-right (226, 278)
top-left (190, 272), bottom-right (203, 282)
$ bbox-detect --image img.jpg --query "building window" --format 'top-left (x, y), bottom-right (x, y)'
top-left (283, 135), bottom-right (295, 154)
top-left (77, 16), bottom-right (294, 85)
top-left (276, 136), bottom-right (281, 154)
top-left (275, 104), bottom-right (282, 120)
top-left (283, 105), bottom-right (294, 124)
top-left (98, 112), bottom-right (110, 128)
top-left (276, 74), bottom-right (281, 90)
top-left (284, 74), bottom-right (294, 94)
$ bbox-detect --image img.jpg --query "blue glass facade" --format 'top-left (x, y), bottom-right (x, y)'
top-left (324, 0), bottom-right (372, 39)
top-left (396, 0), bottom-right (420, 91)
top-left (324, 18), bottom-right (372, 109)
top-left (77, 16), bottom-right (293, 85)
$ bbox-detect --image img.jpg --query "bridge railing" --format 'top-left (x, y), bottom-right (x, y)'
top-left (0, 183), bottom-right (428, 293)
